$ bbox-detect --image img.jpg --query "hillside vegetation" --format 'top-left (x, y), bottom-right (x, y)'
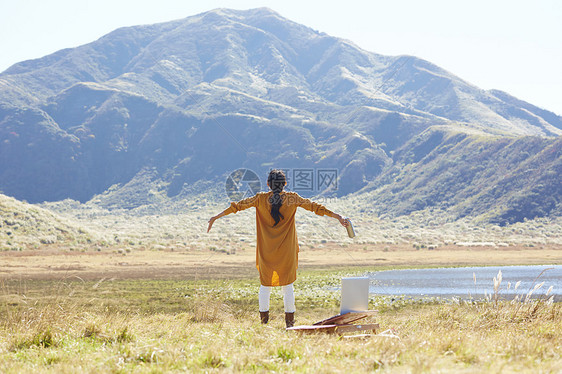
top-left (0, 194), bottom-right (92, 250)
top-left (360, 127), bottom-right (562, 225)
top-left (2, 189), bottom-right (561, 254)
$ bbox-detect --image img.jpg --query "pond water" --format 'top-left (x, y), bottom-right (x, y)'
top-left (367, 265), bottom-right (561, 301)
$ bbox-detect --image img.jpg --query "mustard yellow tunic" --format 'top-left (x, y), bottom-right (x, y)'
top-left (223, 191), bottom-right (334, 287)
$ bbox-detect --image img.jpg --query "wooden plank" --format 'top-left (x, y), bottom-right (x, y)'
top-left (342, 334), bottom-right (374, 339)
top-left (313, 311), bottom-right (377, 326)
top-left (287, 323), bottom-right (380, 335)
top-left (287, 324), bottom-right (338, 334)
top-left (334, 323), bottom-right (379, 334)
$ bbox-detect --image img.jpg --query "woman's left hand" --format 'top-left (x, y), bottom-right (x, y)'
top-left (335, 214), bottom-right (349, 227)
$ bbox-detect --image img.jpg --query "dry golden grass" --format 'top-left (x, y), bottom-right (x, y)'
top-left (1, 274), bottom-right (560, 373)
top-left (0, 194), bottom-right (92, 251)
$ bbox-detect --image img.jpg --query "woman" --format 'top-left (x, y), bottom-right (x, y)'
top-left (207, 169), bottom-right (349, 328)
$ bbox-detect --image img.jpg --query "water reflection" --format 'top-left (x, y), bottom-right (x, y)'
top-left (368, 265), bottom-right (561, 301)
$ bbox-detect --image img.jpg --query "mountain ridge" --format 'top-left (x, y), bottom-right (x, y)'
top-left (0, 7), bottom-right (560, 224)
top-left (3, 8), bottom-right (560, 132)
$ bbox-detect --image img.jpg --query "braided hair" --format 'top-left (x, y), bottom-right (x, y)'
top-left (267, 169), bottom-right (286, 226)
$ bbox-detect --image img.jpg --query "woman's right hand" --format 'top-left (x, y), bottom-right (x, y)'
top-left (207, 211), bottom-right (227, 233)
top-left (207, 216), bottom-right (217, 233)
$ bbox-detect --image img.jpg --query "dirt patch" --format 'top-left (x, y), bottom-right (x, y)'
top-left (1, 243), bottom-right (561, 281)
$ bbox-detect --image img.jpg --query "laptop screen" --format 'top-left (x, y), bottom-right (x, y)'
top-left (340, 277), bottom-right (369, 314)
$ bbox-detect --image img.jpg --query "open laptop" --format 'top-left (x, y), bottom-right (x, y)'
top-left (340, 276), bottom-right (369, 314)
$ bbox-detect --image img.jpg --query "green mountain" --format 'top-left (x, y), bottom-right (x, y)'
top-left (358, 127), bottom-right (562, 224)
top-left (0, 8), bottom-right (560, 223)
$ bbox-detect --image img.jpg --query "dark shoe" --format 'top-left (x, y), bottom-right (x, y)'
top-left (260, 311), bottom-right (269, 324)
top-left (285, 312), bottom-right (294, 328)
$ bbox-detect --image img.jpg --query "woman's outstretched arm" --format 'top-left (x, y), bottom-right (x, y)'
top-left (207, 193), bottom-right (261, 232)
top-left (290, 193), bottom-right (349, 227)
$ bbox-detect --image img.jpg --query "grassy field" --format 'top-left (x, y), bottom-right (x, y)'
top-left (1, 265), bottom-right (561, 373)
top-left (2, 195), bottom-right (562, 372)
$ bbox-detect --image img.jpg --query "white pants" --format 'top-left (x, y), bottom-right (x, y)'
top-left (259, 283), bottom-right (296, 313)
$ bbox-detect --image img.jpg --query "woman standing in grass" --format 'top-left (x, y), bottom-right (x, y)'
top-left (207, 169), bottom-right (349, 328)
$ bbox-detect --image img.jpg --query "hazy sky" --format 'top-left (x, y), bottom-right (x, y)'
top-left (1, 0), bottom-right (561, 115)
